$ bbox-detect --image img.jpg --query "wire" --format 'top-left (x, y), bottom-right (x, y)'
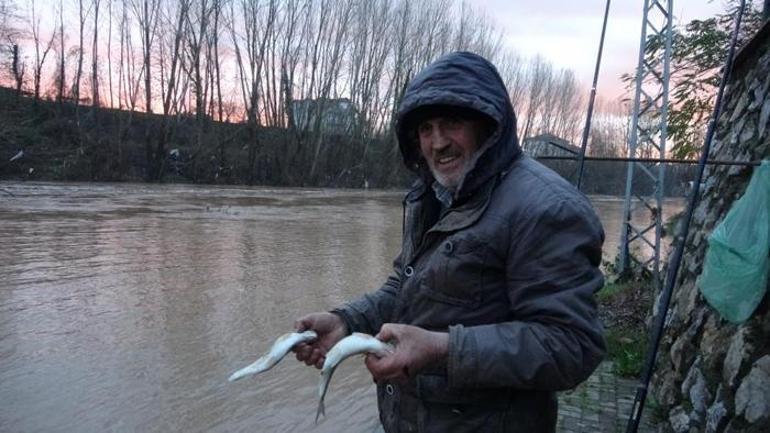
top-left (624, 1), bottom-right (747, 432)
top-left (536, 155), bottom-right (760, 166)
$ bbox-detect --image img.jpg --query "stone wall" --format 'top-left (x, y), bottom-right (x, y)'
top-left (650, 22), bottom-right (770, 433)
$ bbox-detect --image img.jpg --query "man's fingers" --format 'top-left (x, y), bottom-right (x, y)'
top-left (294, 342), bottom-right (313, 362)
top-left (294, 318), bottom-right (310, 332)
top-left (364, 353), bottom-right (380, 370)
top-left (376, 323), bottom-right (398, 342)
top-left (308, 348), bottom-right (325, 368)
top-left (365, 351), bottom-right (403, 380)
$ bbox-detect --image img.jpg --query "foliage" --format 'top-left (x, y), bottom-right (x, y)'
top-left (606, 326), bottom-right (647, 378)
top-left (623, 0), bottom-right (765, 159)
top-left (596, 281), bottom-right (627, 303)
top-left (597, 277), bottom-right (656, 378)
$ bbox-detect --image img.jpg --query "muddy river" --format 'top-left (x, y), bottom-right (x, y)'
top-left (0, 182), bottom-right (683, 432)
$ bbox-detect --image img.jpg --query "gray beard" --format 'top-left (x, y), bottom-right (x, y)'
top-left (429, 154), bottom-right (476, 193)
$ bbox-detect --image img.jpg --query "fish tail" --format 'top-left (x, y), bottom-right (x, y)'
top-left (315, 399), bottom-right (325, 424)
top-left (315, 365), bottom-right (337, 423)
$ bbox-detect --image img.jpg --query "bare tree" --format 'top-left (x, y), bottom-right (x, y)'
top-left (229, 0), bottom-right (278, 183)
top-left (521, 56), bottom-right (549, 140)
top-left (107, 0), bottom-right (114, 107)
top-left (73, 0), bottom-right (91, 106)
top-left (347, 0), bottom-right (393, 175)
top-left (306, 0), bottom-right (354, 181)
top-left (128, 0), bottom-right (160, 113)
top-left (148, 0), bottom-right (188, 180)
top-left (2, 0), bottom-right (613, 188)
top-left (91, 0), bottom-right (101, 108)
top-left (0, 0), bottom-right (16, 42)
top-left (497, 51), bottom-right (526, 116)
top-left (27, 0), bottom-right (55, 105)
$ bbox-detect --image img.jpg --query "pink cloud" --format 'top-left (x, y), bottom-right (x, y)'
top-left (475, 0), bottom-right (729, 100)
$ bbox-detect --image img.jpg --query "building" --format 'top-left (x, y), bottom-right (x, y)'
top-left (521, 133), bottom-right (580, 158)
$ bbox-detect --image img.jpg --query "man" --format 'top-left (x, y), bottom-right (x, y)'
top-left (293, 51), bottom-right (605, 433)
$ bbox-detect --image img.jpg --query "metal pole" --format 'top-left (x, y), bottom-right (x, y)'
top-left (535, 155), bottom-right (761, 166)
top-left (576, 0), bottom-right (612, 190)
top-left (624, 2), bottom-right (746, 431)
top-left (654, 0), bottom-right (674, 283)
top-left (618, 0), bottom-right (651, 274)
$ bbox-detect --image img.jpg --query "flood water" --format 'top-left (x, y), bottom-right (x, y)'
top-left (0, 182), bottom-right (683, 433)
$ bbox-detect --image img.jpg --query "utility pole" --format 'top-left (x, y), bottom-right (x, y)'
top-left (617, 0), bottom-right (673, 283)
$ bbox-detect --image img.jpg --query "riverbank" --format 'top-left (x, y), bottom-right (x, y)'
top-left (1, 86), bottom-right (696, 194)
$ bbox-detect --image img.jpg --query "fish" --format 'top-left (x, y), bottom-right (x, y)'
top-left (228, 330), bottom-right (318, 382)
top-left (316, 332), bottom-right (394, 423)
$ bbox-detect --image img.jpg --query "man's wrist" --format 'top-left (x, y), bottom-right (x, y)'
top-left (430, 331), bottom-right (449, 362)
top-left (329, 310), bottom-right (352, 335)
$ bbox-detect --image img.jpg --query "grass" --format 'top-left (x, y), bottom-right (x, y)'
top-left (596, 281), bottom-right (628, 303)
top-left (605, 326), bottom-right (647, 377)
top-left (597, 279), bottom-right (653, 378)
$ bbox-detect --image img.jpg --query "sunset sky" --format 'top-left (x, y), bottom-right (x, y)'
top-left (477, 0), bottom-right (729, 100)
top-left (5, 0), bottom-right (737, 107)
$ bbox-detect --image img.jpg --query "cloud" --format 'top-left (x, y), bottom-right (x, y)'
top-left (476, 0), bottom-right (728, 99)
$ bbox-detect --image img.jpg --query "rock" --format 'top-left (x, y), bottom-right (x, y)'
top-left (705, 394), bottom-right (728, 433)
top-left (681, 358), bottom-right (700, 395)
top-left (675, 282), bottom-right (697, 323)
top-left (680, 358), bottom-right (711, 427)
top-left (748, 79), bottom-right (764, 110)
top-left (670, 335), bottom-right (695, 375)
top-left (669, 405), bottom-right (692, 433)
top-left (700, 314), bottom-right (731, 375)
top-left (759, 99), bottom-right (770, 140)
top-left (656, 371), bottom-right (681, 407)
top-left (652, 29), bottom-right (770, 433)
top-left (729, 93), bottom-right (748, 122)
top-left (690, 230), bottom-right (705, 252)
top-left (735, 355), bottom-right (770, 423)
top-left (690, 369), bottom-right (711, 416)
top-left (724, 327), bottom-right (751, 388)
top-left (692, 202), bottom-right (708, 227)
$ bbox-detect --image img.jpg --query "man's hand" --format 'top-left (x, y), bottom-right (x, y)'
top-left (365, 323), bottom-right (448, 383)
top-left (292, 312), bottom-right (348, 369)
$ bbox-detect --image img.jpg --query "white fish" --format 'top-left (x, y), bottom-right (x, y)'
top-left (228, 330), bottom-right (318, 382)
top-left (316, 333), bottom-right (394, 422)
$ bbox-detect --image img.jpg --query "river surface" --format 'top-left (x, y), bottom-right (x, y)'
top-left (0, 182), bottom-right (683, 433)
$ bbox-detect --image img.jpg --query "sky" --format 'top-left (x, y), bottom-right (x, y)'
top-left (476, 0), bottom-right (730, 100)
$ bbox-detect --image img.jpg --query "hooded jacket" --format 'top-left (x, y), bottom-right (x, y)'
top-left (333, 52), bottom-right (606, 433)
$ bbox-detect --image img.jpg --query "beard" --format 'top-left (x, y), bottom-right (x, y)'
top-left (428, 155), bottom-right (475, 192)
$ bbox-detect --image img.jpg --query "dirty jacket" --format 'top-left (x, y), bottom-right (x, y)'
top-left (333, 52), bottom-right (606, 433)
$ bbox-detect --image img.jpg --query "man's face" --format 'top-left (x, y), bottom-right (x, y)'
top-left (417, 115), bottom-right (484, 190)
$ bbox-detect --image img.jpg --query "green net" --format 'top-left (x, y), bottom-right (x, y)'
top-left (697, 161), bottom-right (770, 323)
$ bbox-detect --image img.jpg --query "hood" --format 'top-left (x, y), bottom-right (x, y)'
top-left (396, 51), bottom-right (521, 199)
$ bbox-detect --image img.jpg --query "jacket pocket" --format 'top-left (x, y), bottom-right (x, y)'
top-left (419, 282), bottom-right (481, 308)
top-left (421, 234), bottom-right (485, 307)
top-left (415, 374), bottom-right (502, 431)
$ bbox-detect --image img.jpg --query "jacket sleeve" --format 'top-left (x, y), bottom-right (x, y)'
top-left (331, 252), bottom-right (403, 336)
top-left (447, 197), bottom-right (606, 391)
